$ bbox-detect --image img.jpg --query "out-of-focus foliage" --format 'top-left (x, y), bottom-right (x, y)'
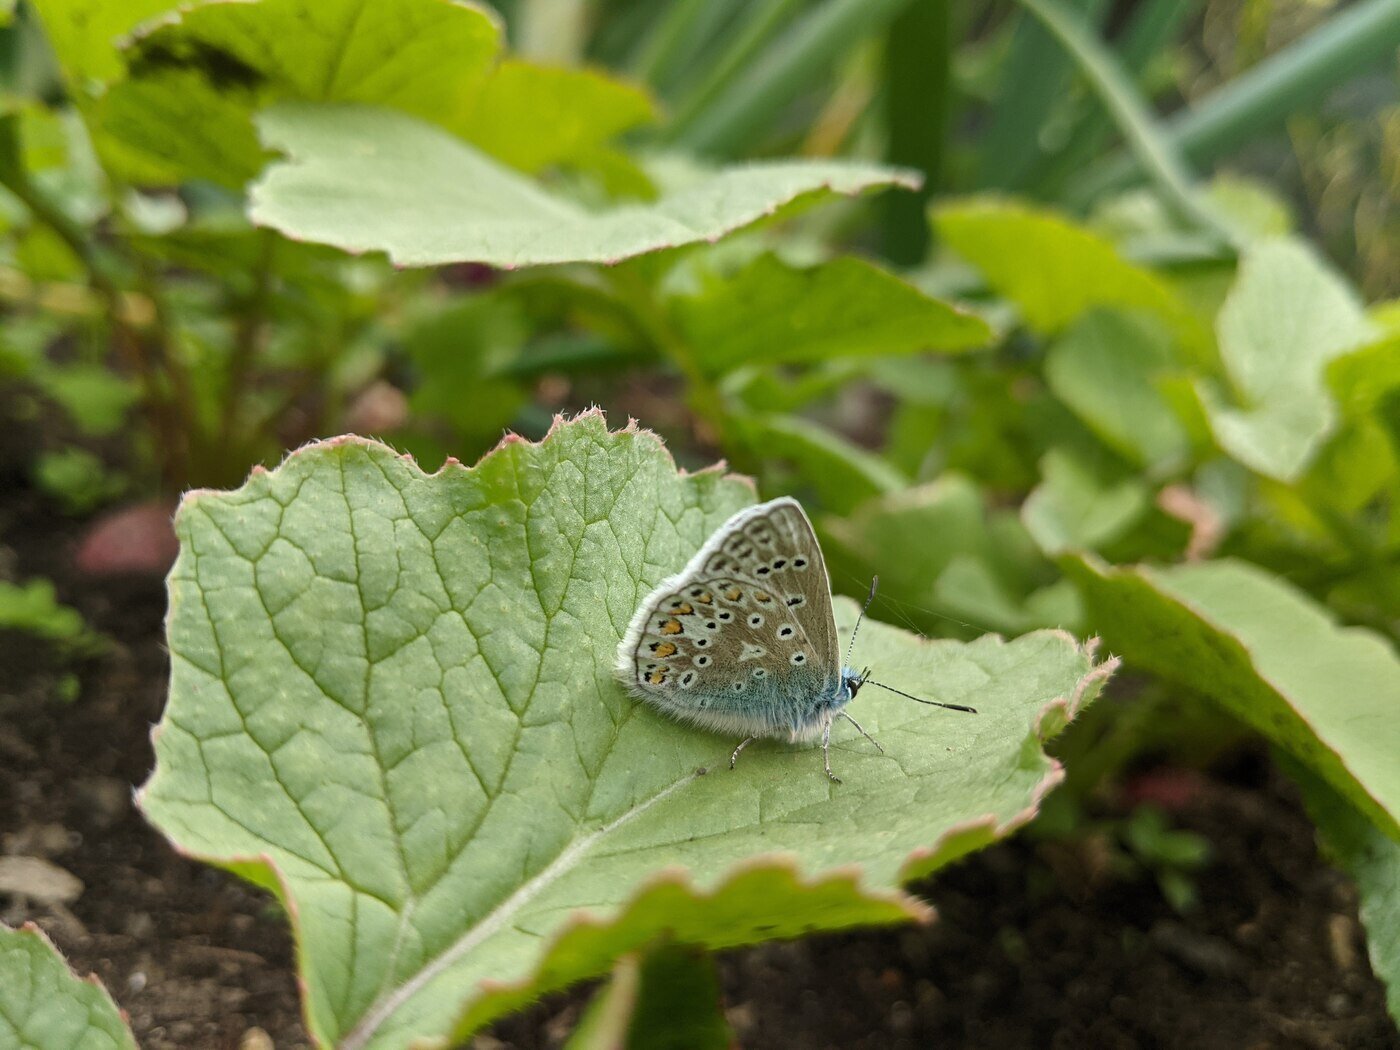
top-left (1, 0), bottom-right (1398, 1038)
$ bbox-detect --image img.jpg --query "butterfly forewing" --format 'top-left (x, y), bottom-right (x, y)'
top-left (698, 498), bottom-right (838, 673)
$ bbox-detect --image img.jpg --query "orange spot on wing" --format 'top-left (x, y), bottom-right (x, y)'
top-left (650, 641), bottom-right (678, 657)
top-left (659, 619), bottom-right (683, 635)
top-left (647, 669), bottom-right (668, 685)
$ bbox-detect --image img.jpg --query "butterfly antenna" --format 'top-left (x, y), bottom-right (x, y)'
top-left (845, 575), bottom-right (879, 668)
top-left (867, 680), bottom-right (977, 713)
top-left (846, 575), bottom-right (976, 712)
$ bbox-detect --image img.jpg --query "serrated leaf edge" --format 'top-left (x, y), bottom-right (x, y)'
top-left (169, 407), bottom-right (752, 515)
top-left (897, 632), bottom-right (1118, 881)
top-left (249, 105), bottom-right (920, 268)
top-left (424, 855), bottom-right (932, 1049)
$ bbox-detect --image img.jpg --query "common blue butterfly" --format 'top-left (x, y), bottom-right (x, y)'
top-left (616, 497), bottom-right (974, 782)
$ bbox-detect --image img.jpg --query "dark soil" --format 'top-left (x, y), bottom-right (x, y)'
top-left (2, 487), bottom-right (1397, 1050)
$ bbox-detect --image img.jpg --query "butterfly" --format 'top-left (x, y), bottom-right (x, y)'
top-left (615, 497), bottom-right (974, 782)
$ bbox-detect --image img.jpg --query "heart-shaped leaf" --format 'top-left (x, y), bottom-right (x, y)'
top-left (1202, 238), bottom-right (1375, 480)
top-left (139, 412), bottom-right (1114, 1048)
top-left (0, 923), bottom-right (136, 1050)
top-left (249, 104), bottom-right (917, 267)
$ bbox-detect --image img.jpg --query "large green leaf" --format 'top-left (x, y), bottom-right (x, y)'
top-left (0, 923), bottom-right (137, 1050)
top-left (932, 198), bottom-right (1205, 348)
top-left (1066, 556), bottom-right (1400, 840)
top-left (128, 0), bottom-right (499, 127)
top-left (249, 105), bottom-right (917, 267)
top-left (93, 0), bottom-right (653, 187)
top-left (673, 253), bottom-right (991, 377)
top-left (1203, 238), bottom-right (1375, 481)
top-left (139, 413), bottom-right (1113, 1048)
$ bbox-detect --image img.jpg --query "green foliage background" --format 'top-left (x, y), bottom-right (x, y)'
top-left (0, 0), bottom-right (1397, 1046)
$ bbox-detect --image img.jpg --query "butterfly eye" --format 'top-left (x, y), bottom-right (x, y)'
top-left (717, 611), bottom-right (732, 621)
top-left (790, 652), bottom-right (806, 665)
top-left (752, 668), bottom-right (766, 679)
top-left (696, 655), bottom-right (710, 667)
top-left (705, 621), bottom-right (717, 629)
top-left (756, 566), bottom-right (771, 576)
top-left (680, 672), bottom-right (697, 688)
top-left (786, 596), bottom-right (804, 607)
top-left (748, 614), bottom-right (763, 627)
top-left (793, 558), bottom-right (807, 569)
top-left (732, 681), bottom-right (745, 692)
top-left (772, 559), bottom-right (786, 569)
top-left (695, 638), bottom-right (709, 648)
top-left (778, 626), bottom-right (795, 639)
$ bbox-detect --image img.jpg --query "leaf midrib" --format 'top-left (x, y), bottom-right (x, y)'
top-left (339, 770), bottom-right (700, 1050)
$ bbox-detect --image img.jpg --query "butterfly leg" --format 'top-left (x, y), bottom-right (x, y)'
top-left (840, 711), bottom-right (884, 754)
top-left (821, 719), bottom-right (841, 784)
top-left (730, 737), bottom-right (757, 770)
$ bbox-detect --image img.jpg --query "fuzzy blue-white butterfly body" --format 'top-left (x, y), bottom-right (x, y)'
top-left (616, 497), bottom-right (875, 780)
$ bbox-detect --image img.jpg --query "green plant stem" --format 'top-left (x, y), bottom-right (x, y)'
top-left (671, 0), bottom-right (917, 155)
top-left (1079, 0), bottom-right (1400, 198)
top-left (1013, 0), bottom-right (1232, 244)
top-left (220, 228), bottom-right (276, 451)
top-left (0, 152), bottom-right (193, 486)
top-left (128, 247), bottom-right (198, 485)
top-left (606, 264), bottom-right (742, 461)
top-left (1038, 0), bottom-right (1200, 195)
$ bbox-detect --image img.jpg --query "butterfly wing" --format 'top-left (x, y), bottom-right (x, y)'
top-left (616, 498), bottom-right (842, 741)
top-left (695, 497), bottom-right (838, 674)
